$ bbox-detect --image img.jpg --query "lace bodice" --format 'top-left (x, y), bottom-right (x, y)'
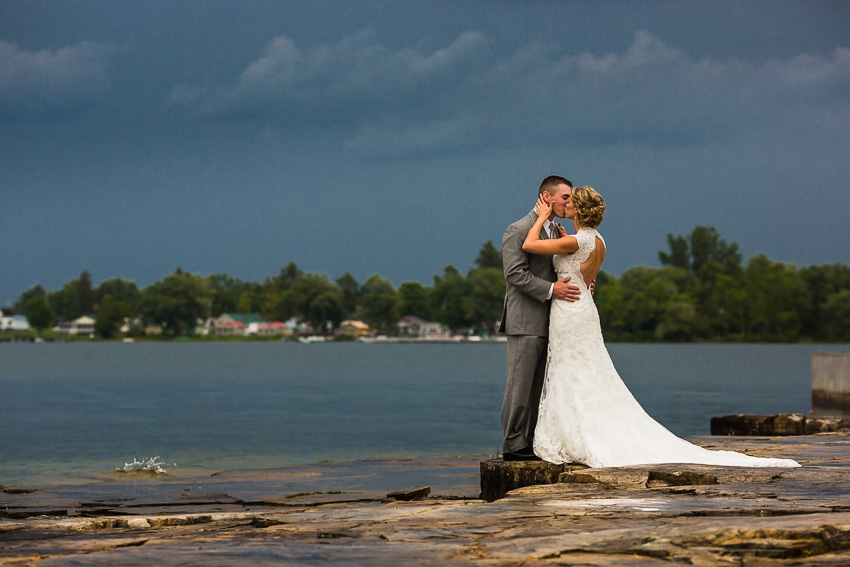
top-left (553, 228), bottom-right (605, 284)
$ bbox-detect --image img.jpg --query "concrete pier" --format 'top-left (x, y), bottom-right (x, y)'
top-left (812, 352), bottom-right (850, 409)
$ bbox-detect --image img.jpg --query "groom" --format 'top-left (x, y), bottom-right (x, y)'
top-left (499, 175), bottom-right (581, 461)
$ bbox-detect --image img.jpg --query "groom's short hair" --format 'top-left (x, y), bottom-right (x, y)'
top-left (539, 175), bottom-right (572, 195)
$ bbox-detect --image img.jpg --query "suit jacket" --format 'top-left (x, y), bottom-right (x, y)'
top-left (499, 211), bottom-right (557, 337)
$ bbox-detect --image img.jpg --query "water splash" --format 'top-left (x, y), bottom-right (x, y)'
top-left (117, 456), bottom-right (175, 474)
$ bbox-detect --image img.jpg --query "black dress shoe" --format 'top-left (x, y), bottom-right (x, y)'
top-left (502, 447), bottom-right (542, 461)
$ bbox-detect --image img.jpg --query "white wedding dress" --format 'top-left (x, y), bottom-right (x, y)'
top-left (533, 227), bottom-right (800, 468)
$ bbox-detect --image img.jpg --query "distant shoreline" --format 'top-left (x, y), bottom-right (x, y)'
top-left (1, 333), bottom-right (846, 345)
top-left (0, 335), bottom-right (510, 344)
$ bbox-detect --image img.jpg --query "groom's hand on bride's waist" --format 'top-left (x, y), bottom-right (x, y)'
top-left (553, 276), bottom-right (581, 302)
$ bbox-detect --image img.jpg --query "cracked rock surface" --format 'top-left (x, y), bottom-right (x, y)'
top-left (2, 435), bottom-right (850, 565)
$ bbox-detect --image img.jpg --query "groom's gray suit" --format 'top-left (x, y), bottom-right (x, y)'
top-left (499, 210), bottom-right (557, 454)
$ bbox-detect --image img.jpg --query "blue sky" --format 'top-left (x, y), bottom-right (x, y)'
top-left (2, 1), bottom-right (848, 304)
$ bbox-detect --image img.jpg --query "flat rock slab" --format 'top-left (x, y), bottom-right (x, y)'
top-left (711, 412), bottom-right (850, 435)
top-left (559, 462), bottom-right (786, 489)
top-left (2, 435), bottom-right (850, 565)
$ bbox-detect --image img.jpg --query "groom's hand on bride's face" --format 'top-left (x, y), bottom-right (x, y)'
top-left (553, 277), bottom-right (581, 302)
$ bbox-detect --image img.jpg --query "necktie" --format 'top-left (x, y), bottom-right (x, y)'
top-left (550, 224), bottom-right (558, 239)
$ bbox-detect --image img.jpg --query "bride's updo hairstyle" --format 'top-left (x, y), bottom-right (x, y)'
top-left (571, 186), bottom-right (605, 229)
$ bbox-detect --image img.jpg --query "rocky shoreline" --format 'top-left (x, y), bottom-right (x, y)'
top-left (2, 434), bottom-right (850, 565)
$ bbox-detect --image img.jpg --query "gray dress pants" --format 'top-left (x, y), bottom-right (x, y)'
top-left (501, 334), bottom-right (548, 453)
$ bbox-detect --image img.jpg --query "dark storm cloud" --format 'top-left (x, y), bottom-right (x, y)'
top-left (0, 40), bottom-right (111, 121)
top-left (166, 30), bottom-right (850, 159)
top-left (168, 29), bottom-right (487, 125)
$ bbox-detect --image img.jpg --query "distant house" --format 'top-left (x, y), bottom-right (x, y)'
top-left (211, 313), bottom-right (265, 336)
top-left (419, 321), bottom-right (451, 340)
top-left (144, 324), bottom-right (164, 336)
top-left (55, 316), bottom-right (95, 336)
top-left (246, 321), bottom-right (290, 336)
top-left (121, 317), bottom-right (144, 334)
top-left (397, 315), bottom-right (425, 337)
top-left (339, 320), bottom-right (371, 338)
top-left (0, 315), bottom-right (30, 331)
top-left (285, 317), bottom-right (313, 336)
top-left (397, 316), bottom-right (450, 339)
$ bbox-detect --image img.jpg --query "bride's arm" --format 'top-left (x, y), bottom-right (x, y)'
top-left (522, 196), bottom-right (579, 255)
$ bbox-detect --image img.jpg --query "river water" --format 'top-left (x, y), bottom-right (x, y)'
top-left (1, 342), bottom-right (846, 485)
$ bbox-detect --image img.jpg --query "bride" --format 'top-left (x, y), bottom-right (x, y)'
top-left (521, 186), bottom-right (799, 468)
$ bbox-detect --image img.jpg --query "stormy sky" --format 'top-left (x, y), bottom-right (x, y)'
top-left (1, 0), bottom-right (848, 304)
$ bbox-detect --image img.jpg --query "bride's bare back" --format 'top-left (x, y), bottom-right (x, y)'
top-left (579, 236), bottom-right (606, 286)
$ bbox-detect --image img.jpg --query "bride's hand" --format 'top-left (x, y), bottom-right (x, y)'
top-left (534, 195), bottom-right (553, 219)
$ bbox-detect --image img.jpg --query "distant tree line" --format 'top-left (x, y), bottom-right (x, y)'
top-left (594, 226), bottom-right (850, 342)
top-left (10, 227), bottom-right (850, 342)
top-left (12, 241), bottom-right (506, 339)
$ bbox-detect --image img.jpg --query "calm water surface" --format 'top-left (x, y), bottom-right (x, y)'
top-left (1, 342), bottom-right (846, 485)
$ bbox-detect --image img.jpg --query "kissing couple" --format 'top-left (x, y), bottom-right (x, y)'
top-left (498, 175), bottom-right (799, 468)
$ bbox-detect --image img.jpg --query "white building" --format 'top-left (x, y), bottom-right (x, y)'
top-left (55, 316), bottom-right (96, 335)
top-left (0, 315), bottom-right (30, 331)
top-left (397, 316), bottom-right (450, 339)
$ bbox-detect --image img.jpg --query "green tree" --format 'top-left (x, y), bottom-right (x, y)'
top-left (475, 240), bottom-right (502, 270)
top-left (708, 272), bottom-right (748, 337)
top-left (743, 255), bottom-right (801, 339)
top-left (798, 263), bottom-right (850, 340)
top-left (360, 274), bottom-right (399, 332)
top-left (465, 267), bottom-right (505, 334)
top-left (261, 263), bottom-right (306, 321)
top-left (138, 268), bottom-right (212, 337)
top-left (823, 290), bottom-right (850, 342)
top-left (658, 234), bottom-right (690, 270)
top-left (657, 226), bottom-right (744, 339)
top-left (397, 281), bottom-right (433, 319)
top-left (689, 226), bottom-right (742, 279)
top-left (659, 226), bottom-right (741, 279)
top-left (94, 294), bottom-right (130, 338)
top-left (617, 266), bottom-right (698, 341)
top-left (617, 266), bottom-right (665, 340)
top-left (594, 271), bottom-right (626, 339)
top-left (48, 285), bottom-right (73, 321)
top-left (433, 265), bottom-right (470, 331)
top-left (15, 284), bottom-right (48, 314)
top-left (26, 297), bottom-right (54, 334)
top-left (96, 278), bottom-right (140, 313)
top-left (259, 289), bottom-right (282, 322)
top-left (272, 262), bottom-right (302, 288)
top-left (50, 270), bottom-right (96, 321)
top-left (306, 285), bottom-right (345, 333)
top-left (208, 274), bottom-right (256, 317)
top-left (656, 300), bottom-right (697, 341)
top-left (69, 270), bottom-right (95, 319)
top-left (335, 273), bottom-right (361, 318)
top-left (236, 291), bottom-right (254, 314)
top-left (263, 271), bottom-right (345, 332)
top-left (295, 273), bottom-right (345, 332)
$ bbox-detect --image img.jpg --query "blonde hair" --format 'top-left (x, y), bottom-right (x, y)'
top-left (571, 186), bottom-right (605, 228)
